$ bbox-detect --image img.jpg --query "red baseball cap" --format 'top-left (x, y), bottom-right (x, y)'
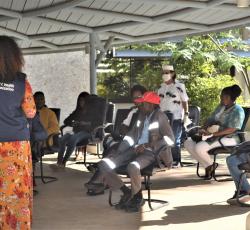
top-left (134, 91), bottom-right (160, 105)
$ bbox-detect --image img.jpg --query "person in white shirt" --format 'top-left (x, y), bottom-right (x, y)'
top-left (158, 64), bottom-right (189, 166)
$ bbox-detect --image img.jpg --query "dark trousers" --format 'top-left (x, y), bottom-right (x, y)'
top-left (57, 131), bottom-right (91, 164)
top-left (172, 119), bottom-right (183, 163)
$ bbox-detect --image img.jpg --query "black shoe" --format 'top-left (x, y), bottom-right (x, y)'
top-left (115, 191), bottom-right (131, 210)
top-left (172, 161), bottom-right (181, 168)
top-left (227, 190), bottom-right (250, 205)
top-left (125, 196), bottom-right (145, 213)
top-left (204, 163), bottom-right (218, 180)
top-left (85, 183), bottom-right (105, 196)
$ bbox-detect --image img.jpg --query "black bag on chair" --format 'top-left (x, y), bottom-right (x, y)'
top-left (190, 134), bottom-right (202, 143)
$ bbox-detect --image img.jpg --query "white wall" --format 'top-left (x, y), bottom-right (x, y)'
top-left (23, 51), bottom-right (90, 123)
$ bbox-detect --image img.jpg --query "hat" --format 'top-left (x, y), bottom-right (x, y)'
top-left (162, 65), bottom-right (174, 71)
top-left (134, 91), bottom-right (160, 105)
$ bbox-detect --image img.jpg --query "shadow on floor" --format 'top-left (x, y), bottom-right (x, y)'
top-left (141, 203), bottom-right (249, 226)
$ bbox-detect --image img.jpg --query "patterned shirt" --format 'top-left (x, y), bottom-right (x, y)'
top-left (207, 104), bottom-right (245, 130)
top-left (158, 80), bottom-right (189, 120)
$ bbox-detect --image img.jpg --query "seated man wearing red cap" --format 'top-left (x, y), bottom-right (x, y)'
top-left (95, 92), bottom-right (174, 212)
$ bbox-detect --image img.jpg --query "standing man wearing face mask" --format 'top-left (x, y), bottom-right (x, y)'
top-left (158, 65), bottom-right (189, 166)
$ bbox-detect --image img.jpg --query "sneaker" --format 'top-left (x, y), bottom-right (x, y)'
top-left (227, 191), bottom-right (250, 205)
top-left (115, 192), bottom-right (131, 210)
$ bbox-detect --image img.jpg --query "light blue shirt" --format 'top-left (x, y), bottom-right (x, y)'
top-left (137, 112), bottom-right (153, 145)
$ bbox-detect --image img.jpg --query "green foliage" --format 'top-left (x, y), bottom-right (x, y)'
top-left (97, 59), bottom-right (130, 99)
top-left (185, 75), bottom-right (243, 123)
top-left (135, 63), bottom-right (162, 91)
top-left (97, 28), bottom-right (249, 118)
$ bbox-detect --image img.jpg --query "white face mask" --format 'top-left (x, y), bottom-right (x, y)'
top-left (162, 74), bottom-right (172, 82)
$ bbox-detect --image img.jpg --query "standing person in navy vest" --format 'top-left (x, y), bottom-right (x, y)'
top-left (0, 36), bottom-right (36, 230)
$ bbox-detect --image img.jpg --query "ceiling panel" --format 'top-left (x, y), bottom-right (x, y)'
top-left (0, 0), bottom-right (246, 54)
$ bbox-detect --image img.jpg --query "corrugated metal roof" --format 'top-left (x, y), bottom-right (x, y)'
top-left (0, 0), bottom-right (248, 54)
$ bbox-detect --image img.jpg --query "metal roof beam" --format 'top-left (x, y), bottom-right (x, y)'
top-left (0, 8), bottom-right (22, 18)
top-left (30, 31), bottom-right (83, 40)
top-left (93, 33), bottom-right (105, 52)
top-left (95, 36), bottom-right (115, 66)
top-left (107, 32), bottom-right (134, 41)
top-left (0, 26), bottom-right (58, 50)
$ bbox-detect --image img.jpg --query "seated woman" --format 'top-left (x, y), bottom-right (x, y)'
top-left (184, 84), bottom-right (245, 179)
top-left (53, 92), bottom-right (91, 168)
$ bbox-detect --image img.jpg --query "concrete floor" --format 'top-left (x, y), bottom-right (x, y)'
top-left (33, 153), bottom-right (250, 230)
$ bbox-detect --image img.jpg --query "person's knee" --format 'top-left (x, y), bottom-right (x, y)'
top-left (127, 162), bottom-right (140, 176)
top-left (194, 142), bottom-right (205, 154)
top-left (226, 155), bottom-right (236, 167)
top-left (99, 158), bottom-right (115, 171)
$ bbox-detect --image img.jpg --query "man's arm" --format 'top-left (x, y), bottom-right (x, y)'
top-left (158, 112), bottom-right (175, 146)
top-left (182, 101), bottom-right (189, 115)
top-left (47, 110), bottom-right (60, 135)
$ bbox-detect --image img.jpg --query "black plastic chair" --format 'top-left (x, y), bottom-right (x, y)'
top-left (75, 102), bottom-right (114, 160)
top-left (103, 108), bottom-right (132, 148)
top-left (108, 146), bottom-right (169, 211)
top-left (34, 134), bottom-right (60, 184)
top-left (50, 108), bottom-right (61, 123)
top-left (60, 96), bottom-right (108, 167)
top-left (196, 107), bottom-right (250, 181)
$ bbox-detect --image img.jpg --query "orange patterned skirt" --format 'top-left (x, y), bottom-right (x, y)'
top-left (0, 141), bottom-right (32, 230)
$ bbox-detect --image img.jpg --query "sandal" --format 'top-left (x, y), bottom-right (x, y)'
top-left (204, 163), bottom-right (218, 180)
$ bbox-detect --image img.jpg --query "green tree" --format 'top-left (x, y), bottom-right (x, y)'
top-left (98, 29), bottom-right (249, 122)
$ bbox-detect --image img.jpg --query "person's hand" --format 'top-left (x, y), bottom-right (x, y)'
top-left (199, 129), bottom-right (210, 135)
top-left (135, 144), bottom-right (145, 154)
top-left (202, 134), bottom-right (213, 141)
top-left (183, 115), bottom-right (192, 128)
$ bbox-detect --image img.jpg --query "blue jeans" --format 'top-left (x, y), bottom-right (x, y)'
top-left (57, 131), bottom-right (91, 164)
top-left (226, 153), bottom-right (250, 192)
top-left (172, 119), bottom-right (183, 162)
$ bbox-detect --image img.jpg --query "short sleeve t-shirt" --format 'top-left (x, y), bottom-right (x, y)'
top-left (158, 80), bottom-right (189, 120)
top-left (208, 104), bottom-right (245, 130)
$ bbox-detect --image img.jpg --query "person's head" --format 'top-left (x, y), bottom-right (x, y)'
top-left (76, 91), bottom-right (89, 110)
top-left (134, 91), bottom-right (160, 114)
top-left (162, 65), bottom-right (176, 83)
top-left (0, 36), bottom-right (24, 82)
top-left (131, 85), bottom-right (147, 100)
top-left (130, 85), bottom-right (147, 108)
top-left (34, 91), bottom-right (45, 110)
top-left (220, 84), bottom-right (242, 106)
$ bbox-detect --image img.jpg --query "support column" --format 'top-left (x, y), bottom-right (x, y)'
top-left (89, 33), bottom-right (96, 94)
